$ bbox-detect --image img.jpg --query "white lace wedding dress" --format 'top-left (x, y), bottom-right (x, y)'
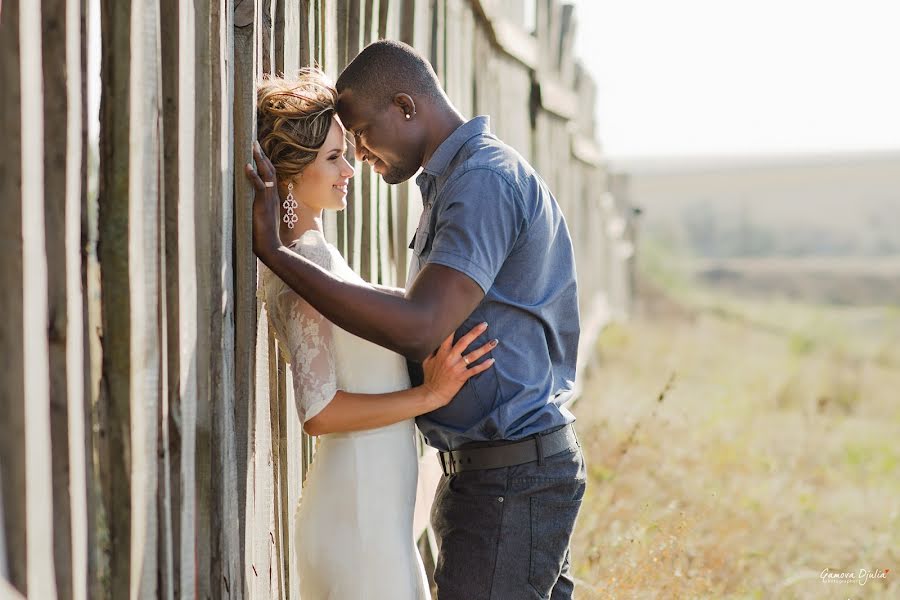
top-left (258, 229), bottom-right (431, 600)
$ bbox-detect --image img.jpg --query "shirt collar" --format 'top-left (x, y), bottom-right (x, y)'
top-left (421, 115), bottom-right (491, 178)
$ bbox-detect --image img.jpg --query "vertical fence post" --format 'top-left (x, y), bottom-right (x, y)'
top-left (0, 0), bottom-right (29, 593)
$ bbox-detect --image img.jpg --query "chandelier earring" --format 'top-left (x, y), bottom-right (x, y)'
top-left (283, 181), bottom-right (299, 229)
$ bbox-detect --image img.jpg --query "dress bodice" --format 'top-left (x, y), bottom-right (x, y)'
top-left (258, 229), bottom-right (411, 423)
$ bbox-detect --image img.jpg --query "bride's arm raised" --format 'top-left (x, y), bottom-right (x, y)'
top-left (303, 324), bottom-right (496, 436)
top-left (248, 143), bottom-right (485, 362)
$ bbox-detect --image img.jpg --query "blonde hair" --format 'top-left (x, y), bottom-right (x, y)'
top-left (256, 67), bottom-right (338, 181)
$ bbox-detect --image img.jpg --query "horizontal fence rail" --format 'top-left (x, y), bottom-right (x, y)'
top-left (0, 0), bottom-right (636, 597)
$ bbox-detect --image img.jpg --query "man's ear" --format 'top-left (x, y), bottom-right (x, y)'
top-left (393, 93), bottom-right (417, 120)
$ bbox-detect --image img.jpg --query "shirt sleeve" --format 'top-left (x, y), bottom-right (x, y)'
top-left (426, 168), bottom-right (526, 293)
top-left (259, 269), bottom-right (338, 424)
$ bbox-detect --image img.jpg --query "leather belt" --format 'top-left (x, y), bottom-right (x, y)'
top-left (438, 424), bottom-right (578, 476)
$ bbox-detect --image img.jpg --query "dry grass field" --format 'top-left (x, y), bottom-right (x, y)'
top-left (569, 260), bottom-right (900, 599)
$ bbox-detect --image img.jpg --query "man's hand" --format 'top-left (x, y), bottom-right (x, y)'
top-left (245, 140), bottom-right (282, 260)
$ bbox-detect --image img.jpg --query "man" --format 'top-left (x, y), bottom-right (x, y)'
top-left (248, 40), bottom-right (585, 599)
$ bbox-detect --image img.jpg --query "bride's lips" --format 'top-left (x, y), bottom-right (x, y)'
top-left (332, 182), bottom-right (348, 194)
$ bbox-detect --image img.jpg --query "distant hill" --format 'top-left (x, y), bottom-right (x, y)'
top-left (616, 151), bottom-right (900, 257)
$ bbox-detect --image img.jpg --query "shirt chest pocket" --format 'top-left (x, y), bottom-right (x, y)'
top-left (411, 229), bottom-right (431, 257)
top-left (410, 202), bottom-right (434, 258)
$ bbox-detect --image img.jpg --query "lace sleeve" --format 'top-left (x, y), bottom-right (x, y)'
top-left (282, 296), bottom-right (338, 423)
top-left (259, 264), bottom-right (338, 424)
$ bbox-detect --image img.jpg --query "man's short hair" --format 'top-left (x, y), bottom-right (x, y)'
top-left (336, 40), bottom-right (443, 106)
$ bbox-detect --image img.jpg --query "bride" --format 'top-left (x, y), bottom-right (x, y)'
top-left (248, 68), bottom-right (496, 599)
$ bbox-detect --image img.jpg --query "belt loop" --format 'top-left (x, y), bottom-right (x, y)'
top-left (534, 433), bottom-right (545, 466)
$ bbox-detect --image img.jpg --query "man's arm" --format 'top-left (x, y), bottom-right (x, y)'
top-left (371, 283), bottom-right (406, 297)
top-left (247, 141), bottom-right (484, 360)
top-left (257, 245), bottom-right (483, 362)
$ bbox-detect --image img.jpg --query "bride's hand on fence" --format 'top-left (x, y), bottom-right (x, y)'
top-left (245, 140), bottom-right (281, 259)
top-left (421, 323), bottom-right (497, 409)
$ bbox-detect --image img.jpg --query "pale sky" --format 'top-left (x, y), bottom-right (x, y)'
top-left (571, 0), bottom-right (900, 159)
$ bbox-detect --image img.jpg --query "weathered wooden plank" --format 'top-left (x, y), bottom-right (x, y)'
top-left (23, 0), bottom-right (58, 594)
top-left (376, 181), bottom-right (388, 285)
top-left (126, 1), bottom-right (164, 598)
top-left (273, 342), bottom-right (290, 600)
top-left (264, 323), bottom-right (284, 598)
top-left (191, 3), bottom-right (216, 598)
top-left (80, 1), bottom-right (103, 596)
top-left (41, 2), bottom-right (76, 594)
top-left (311, 0), bottom-right (321, 64)
top-left (0, 0), bottom-right (28, 595)
top-left (97, 0), bottom-right (135, 594)
top-left (321, 1), bottom-right (341, 248)
top-left (343, 0), bottom-right (361, 266)
top-left (384, 185), bottom-right (395, 285)
top-left (273, 0), bottom-right (285, 74)
top-left (322, 0), bottom-right (339, 76)
top-left (0, 0), bottom-right (28, 593)
top-left (0, 482), bottom-right (5, 580)
top-left (212, 0), bottom-right (243, 596)
top-left (356, 0), bottom-right (376, 281)
top-left (412, 0), bottom-right (432, 55)
top-left (262, 0), bottom-right (274, 75)
top-left (174, 2), bottom-right (199, 598)
top-left (233, 3), bottom-right (260, 597)
top-left (160, 1), bottom-right (181, 597)
top-left (63, 0), bottom-right (94, 597)
top-left (247, 310), bottom-right (275, 598)
top-left (336, 0), bottom-right (350, 68)
top-left (363, 0), bottom-right (374, 46)
top-left (359, 161), bottom-right (374, 281)
top-left (298, 0), bottom-right (312, 65)
top-left (490, 16), bottom-right (538, 69)
top-left (282, 365), bottom-right (303, 600)
top-left (399, 0), bottom-right (415, 43)
top-left (377, 0), bottom-right (389, 38)
top-left (334, 0), bottom-right (352, 255)
top-left (558, 3), bottom-right (576, 83)
top-left (282, 0), bottom-right (302, 74)
top-left (430, 0), bottom-right (446, 81)
top-left (445, 0), bottom-right (474, 118)
top-left (41, 0), bottom-right (94, 597)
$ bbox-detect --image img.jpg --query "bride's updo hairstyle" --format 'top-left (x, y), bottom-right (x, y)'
top-left (256, 66), bottom-right (338, 182)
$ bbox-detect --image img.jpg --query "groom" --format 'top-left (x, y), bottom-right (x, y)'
top-left (250, 40), bottom-right (585, 599)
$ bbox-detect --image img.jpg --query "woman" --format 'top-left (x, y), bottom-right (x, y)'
top-left (247, 68), bottom-right (495, 599)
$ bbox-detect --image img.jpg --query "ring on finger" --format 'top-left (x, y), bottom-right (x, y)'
top-left (264, 181), bottom-right (275, 188)
top-left (462, 355), bottom-right (470, 366)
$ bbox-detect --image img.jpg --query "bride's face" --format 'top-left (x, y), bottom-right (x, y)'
top-left (292, 117), bottom-right (355, 212)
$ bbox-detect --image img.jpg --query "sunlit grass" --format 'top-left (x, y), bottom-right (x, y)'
top-left (570, 253), bottom-right (900, 599)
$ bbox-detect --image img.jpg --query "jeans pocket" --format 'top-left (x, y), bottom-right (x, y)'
top-left (433, 488), bottom-right (504, 599)
top-left (528, 497), bottom-right (582, 597)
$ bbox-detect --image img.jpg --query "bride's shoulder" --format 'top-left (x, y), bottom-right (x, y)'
top-left (287, 230), bottom-right (333, 269)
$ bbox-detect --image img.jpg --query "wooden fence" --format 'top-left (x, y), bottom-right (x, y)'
top-left (0, 0), bottom-right (636, 598)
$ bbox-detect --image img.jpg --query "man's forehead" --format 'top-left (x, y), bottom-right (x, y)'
top-left (336, 89), bottom-right (369, 128)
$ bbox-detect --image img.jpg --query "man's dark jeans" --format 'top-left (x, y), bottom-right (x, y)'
top-left (431, 431), bottom-right (586, 599)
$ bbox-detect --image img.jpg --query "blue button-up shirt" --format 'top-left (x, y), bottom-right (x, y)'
top-left (408, 116), bottom-right (580, 451)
